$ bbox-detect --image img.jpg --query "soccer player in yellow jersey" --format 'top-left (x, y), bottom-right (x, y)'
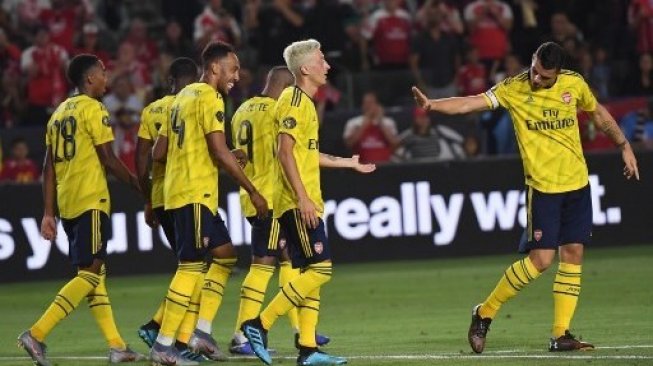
top-left (135, 57), bottom-right (207, 363)
top-left (241, 39), bottom-right (375, 366)
top-left (412, 42), bottom-right (640, 353)
top-left (149, 41), bottom-right (268, 365)
top-left (17, 54), bottom-right (144, 366)
top-left (229, 66), bottom-right (330, 356)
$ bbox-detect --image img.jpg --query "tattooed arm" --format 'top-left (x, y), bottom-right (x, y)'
top-left (319, 153), bottom-right (376, 173)
top-left (589, 104), bottom-right (640, 180)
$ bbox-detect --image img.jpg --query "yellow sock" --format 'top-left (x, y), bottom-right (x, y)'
top-left (279, 261), bottom-right (301, 330)
top-left (87, 266), bottom-right (126, 349)
top-left (30, 270), bottom-right (100, 341)
top-left (298, 287), bottom-right (321, 348)
top-left (260, 262), bottom-right (332, 330)
top-left (234, 264), bottom-right (275, 333)
top-left (479, 257), bottom-right (541, 319)
top-left (158, 262), bottom-right (203, 344)
top-left (152, 300), bottom-right (165, 325)
top-left (552, 262), bottom-right (582, 338)
top-left (177, 272), bottom-right (204, 344)
top-left (197, 258), bottom-right (237, 333)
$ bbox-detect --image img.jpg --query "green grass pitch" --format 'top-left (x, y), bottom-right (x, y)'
top-left (1, 245), bottom-right (652, 365)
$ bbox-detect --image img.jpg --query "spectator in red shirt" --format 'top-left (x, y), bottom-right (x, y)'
top-left (457, 47), bottom-right (488, 96)
top-left (72, 22), bottom-right (110, 65)
top-left (343, 91), bottom-right (399, 163)
top-left (123, 17), bottom-right (159, 68)
top-left (0, 137), bottom-right (39, 183)
top-left (362, 0), bottom-right (413, 69)
top-left (463, 0), bottom-right (513, 67)
top-left (39, 0), bottom-right (78, 52)
top-left (628, 0), bottom-right (653, 55)
top-left (112, 108), bottom-right (138, 173)
top-left (107, 41), bottom-right (152, 98)
top-left (193, 0), bottom-right (241, 50)
top-left (21, 26), bottom-right (69, 125)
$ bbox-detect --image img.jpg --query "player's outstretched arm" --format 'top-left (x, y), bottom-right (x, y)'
top-left (96, 142), bottom-right (141, 191)
top-left (589, 104), bottom-right (640, 180)
top-left (41, 147), bottom-right (57, 241)
top-left (135, 137), bottom-right (158, 228)
top-left (412, 86), bottom-right (489, 115)
top-left (206, 131), bottom-right (269, 218)
top-left (152, 135), bottom-right (168, 163)
top-left (279, 133), bottom-right (319, 229)
top-left (319, 153), bottom-right (376, 173)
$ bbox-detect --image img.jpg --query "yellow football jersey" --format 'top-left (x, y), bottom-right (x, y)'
top-left (138, 95), bottom-right (175, 209)
top-left (274, 86), bottom-right (323, 218)
top-left (162, 83), bottom-right (225, 214)
top-left (46, 94), bottom-right (113, 219)
top-left (231, 95), bottom-right (278, 217)
top-left (483, 70), bottom-right (597, 193)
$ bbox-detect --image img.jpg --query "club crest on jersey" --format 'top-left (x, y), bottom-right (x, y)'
top-left (203, 237), bottom-right (210, 247)
top-left (279, 238), bottom-right (286, 249)
top-left (534, 229), bottom-right (543, 242)
top-left (314, 241), bottom-right (324, 254)
top-left (215, 111), bottom-right (225, 123)
top-left (102, 116), bottom-right (110, 126)
top-left (282, 117), bottom-right (297, 129)
top-left (561, 92), bottom-right (572, 104)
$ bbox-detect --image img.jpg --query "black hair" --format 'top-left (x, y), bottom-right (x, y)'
top-left (535, 42), bottom-right (566, 70)
top-left (201, 41), bottom-right (235, 69)
top-left (10, 137), bottom-right (27, 147)
top-left (169, 57), bottom-right (198, 80)
top-left (67, 54), bottom-right (100, 88)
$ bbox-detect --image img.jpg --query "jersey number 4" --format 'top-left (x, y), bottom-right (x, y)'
top-left (170, 106), bottom-right (185, 148)
top-left (52, 116), bottom-right (77, 162)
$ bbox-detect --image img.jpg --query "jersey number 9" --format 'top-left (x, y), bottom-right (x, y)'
top-left (237, 120), bottom-right (254, 163)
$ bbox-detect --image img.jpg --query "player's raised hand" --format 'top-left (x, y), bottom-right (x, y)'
top-left (231, 148), bottom-right (248, 169)
top-left (298, 195), bottom-right (319, 229)
top-left (41, 215), bottom-right (57, 241)
top-left (621, 143), bottom-right (640, 180)
top-left (412, 86), bottom-right (430, 111)
top-left (250, 191), bottom-right (269, 219)
top-left (350, 155), bottom-right (376, 174)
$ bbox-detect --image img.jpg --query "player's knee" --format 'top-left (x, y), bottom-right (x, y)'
top-left (79, 259), bottom-right (104, 275)
top-left (252, 255), bottom-right (277, 266)
top-left (528, 251), bottom-right (555, 272)
top-left (559, 243), bottom-right (584, 265)
top-left (211, 242), bottom-right (237, 258)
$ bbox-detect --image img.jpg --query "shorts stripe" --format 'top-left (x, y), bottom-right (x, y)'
top-left (526, 186), bottom-right (533, 242)
top-left (293, 210), bottom-right (312, 258)
top-left (194, 204), bottom-right (201, 249)
top-left (268, 220), bottom-right (279, 250)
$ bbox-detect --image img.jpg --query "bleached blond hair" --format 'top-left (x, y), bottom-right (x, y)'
top-left (283, 39), bottom-right (321, 77)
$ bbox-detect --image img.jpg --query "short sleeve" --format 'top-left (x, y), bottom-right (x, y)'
top-left (276, 93), bottom-right (305, 142)
top-left (577, 77), bottom-right (598, 112)
top-left (482, 80), bottom-right (510, 110)
top-left (199, 92), bottom-right (225, 134)
top-left (87, 102), bottom-right (114, 146)
top-left (137, 108), bottom-right (152, 140)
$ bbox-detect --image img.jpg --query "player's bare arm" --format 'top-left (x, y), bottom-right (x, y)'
top-left (231, 148), bottom-right (248, 169)
top-left (412, 86), bottom-right (489, 114)
top-left (279, 132), bottom-right (319, 229)
top-left (96, 142), bottom-right (141, 191)
top-left (318, 153), bottom-right (376, 173)
top-left (152, 135), bottom-right (168, 163)
top-left (589, 104), bottom-right (640, 180)
top-left (40, 147), bottom-right (57, 241)
top-left (206, 131), bottom-right (269, 218)
top-left (135, 137), bottom-right (158, 228)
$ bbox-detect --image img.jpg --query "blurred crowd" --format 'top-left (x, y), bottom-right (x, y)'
top-left (1, 0), bottom-right (653, 183)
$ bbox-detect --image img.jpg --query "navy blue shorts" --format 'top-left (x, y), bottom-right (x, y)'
top-left (171, 203), bottom-right (232, 261)
top-left (154, 207), bottom-right (176, 252)
top-left (519, 184), bottom-right (592, 253)
top-left (277, 209), bottom-right (331, 268)
top-left (61, 210), bottom-right (111, 268)
top-left (247, 214), bottom-right (287, 258)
